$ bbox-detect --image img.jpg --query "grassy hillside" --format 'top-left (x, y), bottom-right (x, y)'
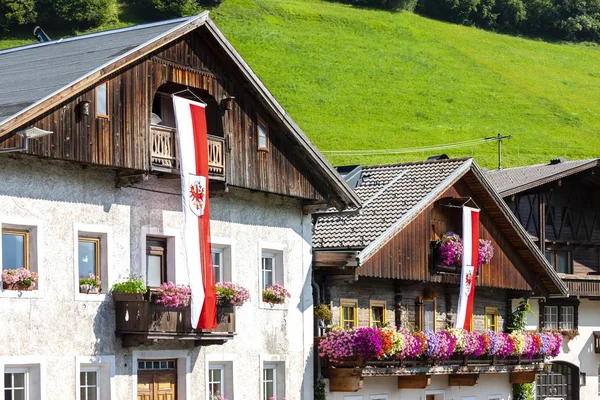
top-left (4, 0), bottom-right (600, 168)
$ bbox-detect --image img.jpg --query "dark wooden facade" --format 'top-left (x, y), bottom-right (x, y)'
top-left (1, 28), bottom-right (337, 203)
top-left (358, 176), bottom-right (532, 292)
top-left (503, 167), bottom-right (600, 295)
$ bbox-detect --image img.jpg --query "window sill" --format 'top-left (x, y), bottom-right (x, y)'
top-left (0, 288), bottom-right (43, 299)
top-left (259, 301), bottom-right (288, 311)
top-left (74, 292), bottom-right (107, 302)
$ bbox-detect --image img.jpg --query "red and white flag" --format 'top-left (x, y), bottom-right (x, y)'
top-left (173, 95), bottom-right (217, 329)
top-left (454, 206), bottom-right (480, 331)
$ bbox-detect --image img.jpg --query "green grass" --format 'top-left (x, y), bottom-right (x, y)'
top-left (4, 0), bottom-right (600, 168)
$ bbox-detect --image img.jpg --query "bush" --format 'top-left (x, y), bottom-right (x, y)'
top-left (315, 304), bottom-right (333, 322)
top-left (132, 0), bottom-right (207, 20)
top-left (111, 274), bottom-right (147, 294)
top-left (36, 0), bottom-right (118, 30)
top-left (0, 0), bottom-right (36, 33)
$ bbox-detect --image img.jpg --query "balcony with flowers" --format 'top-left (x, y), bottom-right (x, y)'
top-left (114, 278), bottom-right (250, 347)
top-left (318, 326), bottom-right (562, 392)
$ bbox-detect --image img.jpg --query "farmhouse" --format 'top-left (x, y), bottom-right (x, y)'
top-left (0, 14), bottom-right (359, 400)
top-left (488, 158), bottom-right (600, 400)
top-left (312, 158), bottom-right (567, 400)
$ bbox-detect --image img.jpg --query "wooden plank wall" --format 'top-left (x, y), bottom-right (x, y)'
top-left (3, 30), bottom-right (327, 202)
top-left (359, 178), bottom-right (531, 291)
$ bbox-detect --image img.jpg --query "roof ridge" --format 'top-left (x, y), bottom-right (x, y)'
top-left (0, 15), bottom-right (196, 56)
top-left (488, 158), bottom-right (598, 173)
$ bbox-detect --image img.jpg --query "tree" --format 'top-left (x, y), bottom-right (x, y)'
top-left (0, 0), bottom-right (36, 33)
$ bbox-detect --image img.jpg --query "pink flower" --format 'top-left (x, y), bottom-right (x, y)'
top-left (155, 282), bottom-right (191, 307)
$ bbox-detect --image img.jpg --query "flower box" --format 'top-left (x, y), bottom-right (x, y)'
top-left (79, 284), bottom-right (100, 294)
top-left (322, 367), bottom-right (363, 392)
top-left (2, 282), bottom-right (33, 291)
top-left (112, 292), bottom-right (145, 302)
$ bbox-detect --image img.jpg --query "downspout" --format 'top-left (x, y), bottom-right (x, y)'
top-left (312, 276), bottom-right (322, 381)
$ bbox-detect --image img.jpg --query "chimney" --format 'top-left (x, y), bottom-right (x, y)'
top-left (549, 158), bottom-right (566, 165)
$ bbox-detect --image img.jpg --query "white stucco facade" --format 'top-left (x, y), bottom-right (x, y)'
top-left (325, 374), bottom-right (511, 400)
top-left (513, 297), bottom-right (600, 399)
top-left (0, 155), bottom-right (314, 400)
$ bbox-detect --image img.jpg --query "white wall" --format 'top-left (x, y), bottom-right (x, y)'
top-left (0, 155), bottom-right (313, 400)
top-left (326, 374), bottom-right (511, 400)
top-left (513, 297), bottom-right (600, 399)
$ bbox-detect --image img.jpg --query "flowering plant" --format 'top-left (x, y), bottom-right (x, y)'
top-left (478, 239), bottom-right (494, 267)
top-left (216, 282), bottom-right (250, 307)
top-left (436, 232), bottom-right (463, 268)
top-left (353, 327), bottom-right (384, 359)
top-left (318, 327), bottom-right (356, 365)
top-left (212, 392), bottom-right (228, 400)
top-left (423, 330), bottom-right (456, 360)
top-left (79, 273), bottom-right (101, 288)
top-left (155, 282), bottom-right (191, 307)
top-left (262, 284), bottom-right (291, 304)
top-left (2, 267), bottom-right (38, 289)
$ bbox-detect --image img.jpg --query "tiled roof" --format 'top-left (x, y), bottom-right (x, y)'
top-left (486, 159), bottom-right (598, 196)
top-left (0, 17), bottom-right (192, 123)
top-left (313, 158), bottom-right (469, 249)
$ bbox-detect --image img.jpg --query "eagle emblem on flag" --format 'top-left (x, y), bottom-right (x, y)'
top-left (188, 174), bottom-right (207, 216)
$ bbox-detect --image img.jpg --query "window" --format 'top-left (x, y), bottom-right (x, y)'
top-left (485, 307), bottom-right (499, 332)
top-left (95, 82), bottom-right (108, 118)
top-left (80, 369), bottom-right (99, 400)
top-left (78, 236), bottom-right (100, 280)
top-left (2, 229), bottom-right (29, 270)
top-left (545, 250), bottom-right (572, 274)
top-left (261, 253), bottom-right (275, 290)
top-left (5, 370), bottom-right (27, 400)
top-left (340, 299), bottom-right (358, 329)
top-left (257, 117), bottom-right (268, 150)
top-left (370, 300), bottom-right (386, 328)
top-left (208, 365), bottom-right (224, 398)
top-left (146, 237), bottom-right (167, 287)
top-left (370, 395), bottom-right (388, 400)
top-left (423, 300), bottom-right (436, 331)
top-left (262, 365), bottom-right (276, 400)
top-left (212, 248), bottom-right (224, 283)
top-left (540, 299), bottom-right (579, 330)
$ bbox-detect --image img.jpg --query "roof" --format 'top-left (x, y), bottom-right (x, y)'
top-left (486, 159), bottom-right (599, 197)
top-left (313, 157), bottom-right (568, 296)
top-left (313, 158), bottom-right (469, 249)
top-left (0, 17), bottom-right (190, 123)
top-left (0, 14), bottom-right (360, 210)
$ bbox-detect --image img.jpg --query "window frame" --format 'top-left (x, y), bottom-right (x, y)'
top-left (79, 367), bottom-right (100, 400)
top-left (340, 298), bottom-right (358, 329)
top-left (2, 229), bottom-right (30, 270)
top-left (257, 116), bottom-right (269, 151)
top-left (545, 249), bottom-right (573, 274)
top-left (422, 298), bottom-right (436, 331)
top-left (78, 236), bottom-right (101, 280)
top-left (208, 364), bottom-right (224, 398)
top-left (146, 236), bottom-right (168, 287)
top-left (369, 300), bottom-right (386, 328)
top-left (484, 307), bottom-right (499, 332)
top-left (95, 82), bottom-right (109, 119)
top-left (539, 298), bottom-right (579, 331)
top-left (4, 368), bottom-right (29, 400)
top-left (261, 252), bottom-right (276, 291)
top-left (211, 248), bottom-right (225, 284)
top-left (262, 364), bottom-right (276, 400)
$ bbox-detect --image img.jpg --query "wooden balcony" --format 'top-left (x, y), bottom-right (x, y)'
top-left (150, 125), bottom-right (225, 181)
top-left (115, 299), bottom-right (235, 346)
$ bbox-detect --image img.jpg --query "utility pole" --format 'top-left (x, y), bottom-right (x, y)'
top-left (485, 133), bottom-right (513, 170)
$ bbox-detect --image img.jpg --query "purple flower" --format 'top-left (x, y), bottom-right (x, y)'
top-left (353, 327), bottom-right (384, 360)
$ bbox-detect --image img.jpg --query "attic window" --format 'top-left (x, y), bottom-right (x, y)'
top-left (95, 82), bottom-right (109, 119)
top-left (257, 117), bottom-right (269, 151)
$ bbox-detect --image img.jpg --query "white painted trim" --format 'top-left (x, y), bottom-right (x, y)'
top-left (0, 215), bottom-right (44, 299)
top-left (139, 226), bottom-right (181, 285)
top-left (0, 355), bottom-right (47, 400)
top-left (132, 350), bottom-right (191, 400)
top-left (369, 395), bottom-right (388, 400)
top-left (259, 355), bottom-right (288, 400)
top-left (205, 353), bottom-right (237, 400)
top-left (258, 242), bottom-right (287, 310)
top-left (73, 223), bottom-right (112, 302)
top-left (211, 236), bottom-right (235, 283)
top-left (76, 355), bottom-right (116, 400)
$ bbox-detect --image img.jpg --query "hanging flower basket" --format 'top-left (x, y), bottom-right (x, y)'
top-left (432, 232), bottom-right (494, 273)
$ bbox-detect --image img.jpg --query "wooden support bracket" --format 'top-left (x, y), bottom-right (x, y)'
top-left (509, 371), bottom-right (537, 384)
top-left (448, 374), bottom-right (479, 386)
top-left (397, 375), bottom-right (431, 389)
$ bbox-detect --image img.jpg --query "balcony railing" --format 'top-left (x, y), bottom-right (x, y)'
top-left (150, 125), bottom-right (225, 181)
top-left (115, 298), bottom-right (235, 346)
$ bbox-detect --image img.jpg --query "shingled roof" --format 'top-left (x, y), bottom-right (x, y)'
top-left (486, 158), bottom-right (599, 197)
top-left (313, 158), bottom-right (469, 250)
top-left (0, 17), bottom-right (189, 123)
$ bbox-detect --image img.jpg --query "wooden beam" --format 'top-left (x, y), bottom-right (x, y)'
top-left (313, 250), bottom-right (359, 269)
top-left (397, 375), bottom-right (430, 389)
top-left (448, 374), bottom-right (479, 386)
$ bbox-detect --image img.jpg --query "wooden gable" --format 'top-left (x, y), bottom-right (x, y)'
top-left (0, 25), bottom-right (350, 206)
top-left (359, 175), bottom-right (532, 292)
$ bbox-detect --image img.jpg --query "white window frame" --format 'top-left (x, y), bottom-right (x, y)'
top-left (4, 368), bottom-right (29, 400)
top-left (259, 355), bottom-right (286, 400)
top-left (487, 395), bottom-right (503, 400)
top-left (370, 395), bottom-right (388, 400)
top-left (211, 237), bottom-right (234, 284)
top-left (139, 227), bottom-right (179, 286)
top-left (258, 242), bottom-right (285, 310)
top-left (208, 364), bottom-right (225, 398)
top-left (262, 364), bottom-right (276, 400)
top-left (424, 389), bottom-right (446, 400)
top-left (0, 355), bottom-right (47, 400)
top-left (0, 216), bottom-right (44, 299)
top-left (205, 353), bottom-right (235, 400)
top-left (74, 224), bottom-right (111, 302)
top-left (544, 305), bottom-right (559, 330)
top-left (76, 356), bottom-right (116, 400)
top-left (261, 253), bottom-right (275, 290)
top-left (79, 367), bottom-right (100, 400)
top-left (212, 248), bottom-right (225, 284)
top-left (559, 306), bottom-right (574, 330)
